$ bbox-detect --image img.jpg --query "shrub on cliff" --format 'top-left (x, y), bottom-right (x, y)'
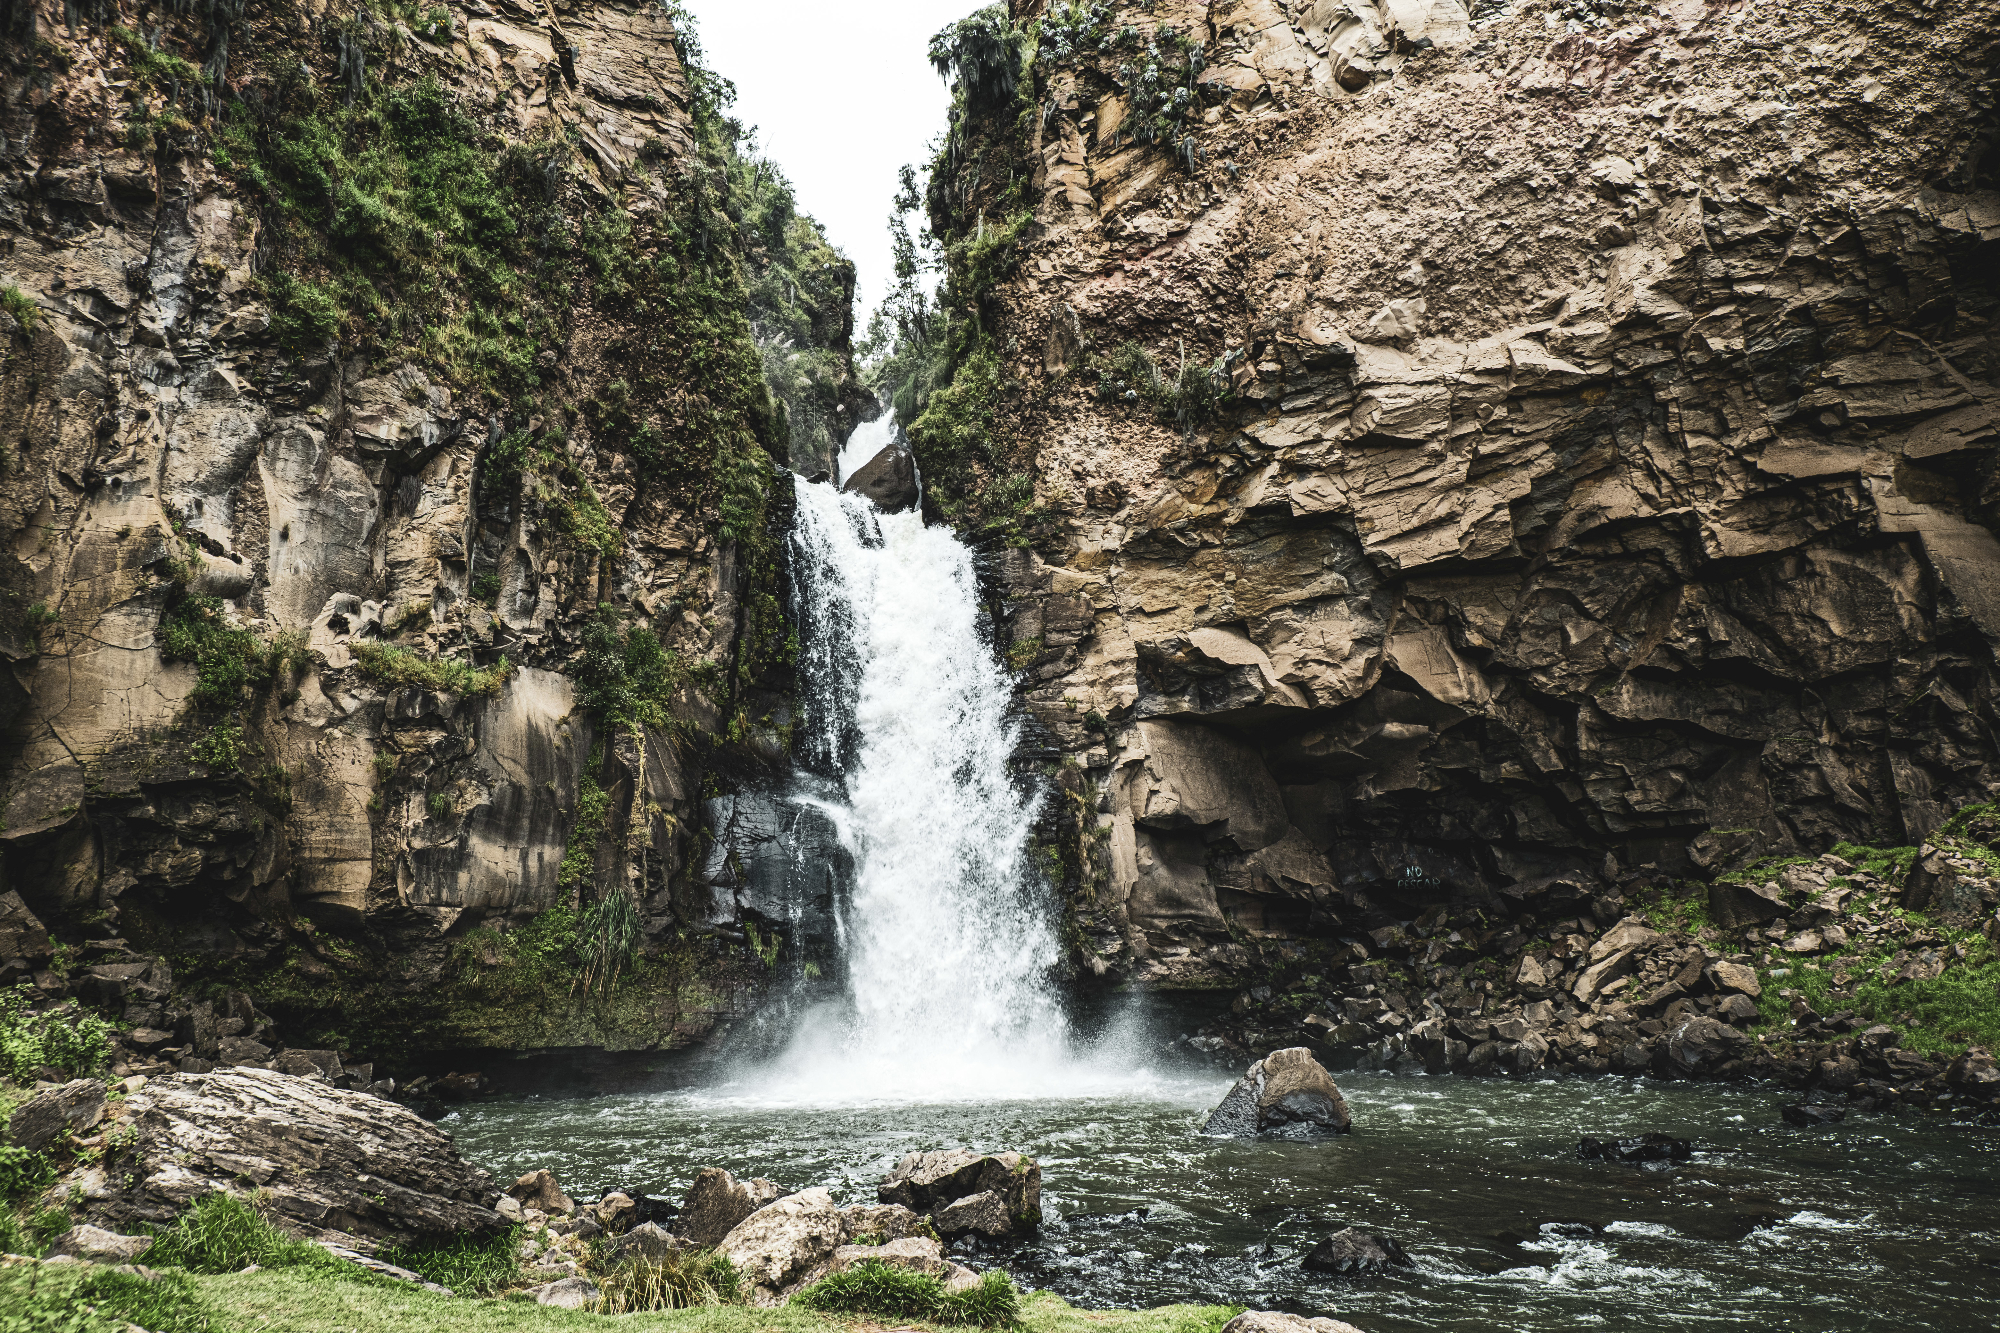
top-left (0, 987), bottom-right (113, 1081)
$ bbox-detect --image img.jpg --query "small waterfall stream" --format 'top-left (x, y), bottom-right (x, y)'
top-left (757, 415), bottom-right (1078, 1098)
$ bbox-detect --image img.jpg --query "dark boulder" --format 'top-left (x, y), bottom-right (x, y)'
top-left (9, 1079), bottom-right (107, 1151)
top-left (1578, 1133), bottom-right (1692, 1169)
top-left (1781, 1100), bottom-right (1848, 1128)
top-left (1203, 1047), bottom-right (1351, 1139)
top-left (841, 438), bottom-right (919, 512)
top-left (1302, 1227), bottom-right (1413, 1276)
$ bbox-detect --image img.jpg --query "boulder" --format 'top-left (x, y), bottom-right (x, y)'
top-left (837, 1202), bottom-right (929, 1244)
top-left (9, 1079), bottom-right (107, 1151)
top-left (1572, 949), bottom-right (1637, 1004)
top-left (1222, 1312), bottom-right (1366, 1333)
top-left (1664, 1015), bottom-right (1751, 1074)
top-left (934, 1190), bottom-right (1012, 1239)
top-left (509, 1169), bottom-right (575, 1217)
top-left (1781, 1101), bottom-right (1848, 1128)
top-left (271, 1050), bottom-right (343, 1081)
top-left (529, 1276), bottom-right (600, 1309)
top-left (76, 1067), bottom-right (506, 1247)
top-left (603, 1221), bottom-right (687, 1266)
top-left (1716, 993), bottom-right (1762, 1026)
top-left (1706, 960), bottom-right (1761, 997)
top-left (596, 1191), bottom-right (635, 1232)
top-left (1588, 918), bottom-right (1665, 960)
top-left (0, 891), bottom-right (51, 971)
top-left (676, 1166), bottom-right (786, 1246)
top-left (1202, 1048), bottom-right (1351, 1139)
top-left (718, 1186), bottom-right (846, 1304)
top-left (1301, 1227), bottom-right (1412, 1276)
top-left (827, 1234), bottom-right (950, 1280)
top-left (49, 1225), bottom-right (153, 1264)
top-left (1577, 1134), bottom-right (1692, 1168)
top-left (841, 437), bottom-right (919, 512)
top-left (877, 1151), bottom-right (1041, 1237)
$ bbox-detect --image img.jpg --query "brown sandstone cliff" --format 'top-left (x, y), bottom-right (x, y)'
top-left (915, 0), bottom-right (2000, 990)
top-left (0, 0), bottom-right (859, 1059)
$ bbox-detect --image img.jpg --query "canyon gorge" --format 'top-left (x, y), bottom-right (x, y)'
top-left (4, 0), bottom-right (2000, 1326)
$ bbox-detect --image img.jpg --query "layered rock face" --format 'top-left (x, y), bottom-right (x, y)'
top-left (946, 0), bottom-right (2000, 989)
top-left (0, 1), bottom-right (857, 1054)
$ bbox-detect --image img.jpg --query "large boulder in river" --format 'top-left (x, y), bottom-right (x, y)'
top-left (675, 1166), bottom-right (786, 1246)
top-left (71, 1067), bottom-right (507, 1247)
top-left (841, 437), bottom-right (919, 512)
top-left (1203, 1048), bottom-right (1351, 1139)
top-left (1301, 1227), bottom-right (1412, 1276)
top-left (878, 1149), bottom-right (1041, 1238)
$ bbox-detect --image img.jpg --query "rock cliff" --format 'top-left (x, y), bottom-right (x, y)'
top-left (0, 0), bottom-right (861, 1059)
top-left (905, 0), bottom-right (2000, 998)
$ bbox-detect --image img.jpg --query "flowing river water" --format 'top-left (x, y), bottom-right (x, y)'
top-left (451, 422), bottom-right (2000, 1330)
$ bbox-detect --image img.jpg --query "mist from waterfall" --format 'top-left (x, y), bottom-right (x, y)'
top-left (734, 415), bottom-right (1163, 1103)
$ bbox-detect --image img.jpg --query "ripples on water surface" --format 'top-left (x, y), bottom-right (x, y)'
top-left (446, 1069), bottom-right (2000, 1331)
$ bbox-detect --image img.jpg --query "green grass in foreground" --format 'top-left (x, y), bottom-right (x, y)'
top-left (182, 1267), bottom-right (1241, 1333)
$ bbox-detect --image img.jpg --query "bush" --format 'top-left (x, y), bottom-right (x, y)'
top-left (376, 1227), bottom-right (520, 1296)
top-left (591, 1247), bottom-right (741, 1313)
top-left (158, 594), bottom-right (271, 710)
top-left (0, 284), bottom-right (35, 329)
top-left (144, 1193), bottom-right (333, 1274)
top-left (0, 1146), bottom-right (54, 1203)
top-left (795, 1261), bottom-right (1021, 1328)
top-left (351, 640), bottom-right (512, 697)
top-left (0, 987), bottom-right (114, 1081)
top-left (0, 1261), bottom-right (211, 1333)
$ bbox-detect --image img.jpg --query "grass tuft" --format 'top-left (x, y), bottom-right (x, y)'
top-left (144, 1193), bottom-right (337, 1274)
top-left (0, 1261), bottom-right (212, 1333)
top-left (377, 1226), bottom-right (521, 1296)
top-left (591, 1247), bottom-right (741, 1313)
top-left (795, 1260), bottom-right (1022, 1328)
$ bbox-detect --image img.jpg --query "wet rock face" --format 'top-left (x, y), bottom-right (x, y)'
top-left (959, 0), bottom-right (2000, 990)
top-left (81, 1067), bottom-right (507, 1247)
top-left (1203, 1047), bottom-right (1351, 1138)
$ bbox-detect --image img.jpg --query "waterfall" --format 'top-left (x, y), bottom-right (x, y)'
top-left (747, 415), bottom-right (1083, 1100)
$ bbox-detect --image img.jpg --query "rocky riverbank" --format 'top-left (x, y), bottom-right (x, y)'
top-left (1181, 814), bottom-right (2000, 1116)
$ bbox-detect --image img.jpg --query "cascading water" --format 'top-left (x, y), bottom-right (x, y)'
top-left (757, 413), bottom-right (1085, 1099)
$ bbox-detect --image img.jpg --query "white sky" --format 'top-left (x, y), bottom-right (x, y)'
top-left (677, 0), bottom-right (977, 320)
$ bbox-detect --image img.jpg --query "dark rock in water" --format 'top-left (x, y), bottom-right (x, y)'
top-left (842, 438), bottom-right (919, 512)
top-left (1204, 1047), bottom-right (1352, 1139)
top-left (1578, 1133), bottom-right (1692, 1168)
top-left (1782, 1101), bottom-right (1848, 1127)
top-left (1302, 1227), bottom-right (1413, 1276)
top-left (877, 1149), bottom-right (1042, 1238)
top-left (675, 1167), bottom-right (786, 1247)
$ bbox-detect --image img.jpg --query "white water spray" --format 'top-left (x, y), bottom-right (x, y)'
top-left (719, 415), bottom-right (1175, 1104)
